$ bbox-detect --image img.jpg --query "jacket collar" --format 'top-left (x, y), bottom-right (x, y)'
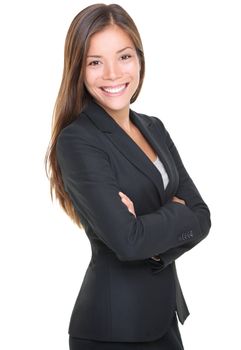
top-left (82, 99), bottom-right (178, 204)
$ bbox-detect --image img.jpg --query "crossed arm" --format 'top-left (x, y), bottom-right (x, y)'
top-left (56, 118), bottom-right (211, 265)
top-left (118, 192), bottom-right (186, 261)
top-left (115, 116), bottom-right (211, 266)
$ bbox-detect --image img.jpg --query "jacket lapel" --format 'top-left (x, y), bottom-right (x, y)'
top-left (82, 100), bottom-right (178, 204)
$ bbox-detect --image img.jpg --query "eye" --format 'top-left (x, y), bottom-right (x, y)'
top-left (121, 54), bottom-right (132, 60)
top-left (88, 60), bottom-right (101, 66)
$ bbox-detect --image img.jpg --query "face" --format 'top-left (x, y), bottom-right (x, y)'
top-left (84, 25), bottom-right (141, 119)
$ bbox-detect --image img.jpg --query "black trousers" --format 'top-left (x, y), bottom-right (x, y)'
top-left (69, 312), bottom-right (184, 350)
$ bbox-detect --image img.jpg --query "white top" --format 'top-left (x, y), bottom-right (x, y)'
top-left (152, 156), bottom-right (169, 190)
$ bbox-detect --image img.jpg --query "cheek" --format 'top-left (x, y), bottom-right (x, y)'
top-left (127, 60), bottom-right (141, 80)
top-left (129, 68), bottom-right (140, 87)
top-left (84, 69), bottom-right (102, 89)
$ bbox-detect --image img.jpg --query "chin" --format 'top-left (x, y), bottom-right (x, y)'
top-left (103, 102), bottom-right (129, 112)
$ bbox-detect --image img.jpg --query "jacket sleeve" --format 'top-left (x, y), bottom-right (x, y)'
top-left (150, 117), bottom-right (211, 269)
top-left (56, 124), bottom-right (206, 262)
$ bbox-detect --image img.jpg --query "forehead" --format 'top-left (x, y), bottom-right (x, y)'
top-left (87, 25), bottom-right (135, 54)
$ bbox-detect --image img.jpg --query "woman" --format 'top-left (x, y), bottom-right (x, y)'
top-left (45, 3), bottom-right (211, 350)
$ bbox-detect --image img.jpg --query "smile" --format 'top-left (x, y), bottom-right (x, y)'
top-left (100, 83), bottom-right (129, 95)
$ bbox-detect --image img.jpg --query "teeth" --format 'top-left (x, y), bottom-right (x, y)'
top-left (102, 84), bottom-right (127, 94)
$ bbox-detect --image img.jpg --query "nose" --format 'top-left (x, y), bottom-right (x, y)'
top-left (102, 61), bottom-right (122, 81)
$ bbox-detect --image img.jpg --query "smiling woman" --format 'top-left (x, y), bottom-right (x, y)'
top-left (84, 26), bottom-right (141, 118)
top-left (45, 3), bottom-right (211, 350)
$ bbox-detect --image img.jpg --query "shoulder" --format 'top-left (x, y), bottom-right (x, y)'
top-left (56, 112), bottom-right (109, 166)
top-left (132, 109), bottom-right (167, 135)
top-left (132, 110), bottom-right (173, 150)
top-left (56, 113), bottom-right (100, 168)
top-left (56, 112), bottom-right (97, 151)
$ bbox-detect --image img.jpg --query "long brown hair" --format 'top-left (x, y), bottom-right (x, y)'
top-left (44, 3), bottom-right (145, 229)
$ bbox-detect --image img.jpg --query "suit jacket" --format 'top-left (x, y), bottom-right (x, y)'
top-left (56, 99), bottom-right (211, 342)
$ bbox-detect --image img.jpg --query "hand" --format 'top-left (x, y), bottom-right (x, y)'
top-left (171, 195), bottom-right (186, 205)
top-left (118, 191), bottom-right (136, 218)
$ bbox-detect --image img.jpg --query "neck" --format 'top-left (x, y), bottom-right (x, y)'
top-left (99, 104), bottom-right (132, 133)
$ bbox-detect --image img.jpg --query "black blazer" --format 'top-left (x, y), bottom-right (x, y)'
top-left (56, 99), bottom-right (211, 342)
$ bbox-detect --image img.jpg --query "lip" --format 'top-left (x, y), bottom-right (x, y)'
top-left (100, 83), bottom-right (128, 89)
top-left (100, 83), bottom-right (129, 96)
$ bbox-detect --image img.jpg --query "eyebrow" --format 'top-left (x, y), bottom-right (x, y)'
top-left (87, 46), bottom-right (135, 58)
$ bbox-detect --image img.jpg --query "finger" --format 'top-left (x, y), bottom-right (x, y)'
top-left (119, 192), bottom-right (132, 203)
top-left (121, 197), bottom-right (128, 203)
top-left (121, 197), bottom-right (130, 206)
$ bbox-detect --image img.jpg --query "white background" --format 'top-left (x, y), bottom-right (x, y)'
top-left (0, 0), bottom-right (240, 349)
